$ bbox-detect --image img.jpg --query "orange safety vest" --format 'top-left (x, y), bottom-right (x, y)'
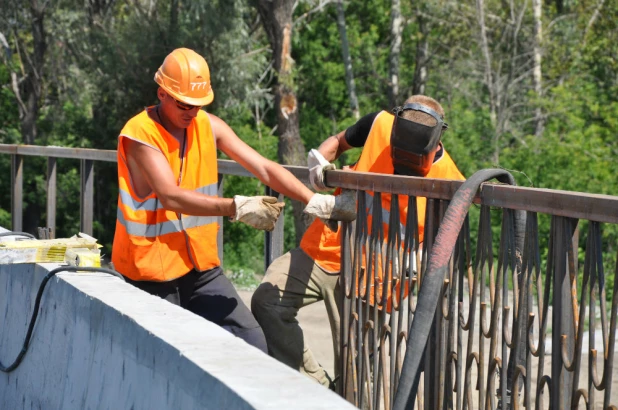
top-left (300, 111), bottom-right (465, 306)
top-left (112, 107), bottom-right (220, 281)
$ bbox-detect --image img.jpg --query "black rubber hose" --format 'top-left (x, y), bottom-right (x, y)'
top-left (393, 168), bottom-right (518, 410)
top-left (0, 232), bottom-right (36, 240)
top-left (0, 266), bottom-right (125, 373)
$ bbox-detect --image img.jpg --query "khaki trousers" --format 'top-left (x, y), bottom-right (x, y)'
top-left (251, 248), bottom-right (341, 387)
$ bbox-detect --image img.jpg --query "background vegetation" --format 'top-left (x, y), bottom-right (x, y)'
top-left (0, 0), bottom-right (616, 290)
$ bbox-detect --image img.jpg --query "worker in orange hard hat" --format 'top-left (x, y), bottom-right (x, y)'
top-left (252, 95), bottom-right (465, 388)
top-left (112, 48), bottom-right (356, 353)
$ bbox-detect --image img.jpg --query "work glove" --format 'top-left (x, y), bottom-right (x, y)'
top-left (303, 191), bottom-right (357, 232)
top-left (308, 149), bottom-right (336, 192)
top-left (231, 195), bottom-right (285, 232)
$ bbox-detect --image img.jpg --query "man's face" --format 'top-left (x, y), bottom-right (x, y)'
top-left (158, 89), bottom-right (202, 129)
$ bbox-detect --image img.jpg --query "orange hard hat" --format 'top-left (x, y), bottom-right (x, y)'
top-left (154, 48), bottom-right (214, 106)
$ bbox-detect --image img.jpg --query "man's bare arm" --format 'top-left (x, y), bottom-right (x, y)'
top-left (316, 130), bottom-right (353, 162)
top-left (124, 138), bottom-right (235, 216)
top-left (211, 113), bottom-right (314, 204)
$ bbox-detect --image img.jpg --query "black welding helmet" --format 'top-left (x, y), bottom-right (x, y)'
top-left (390, 102), bottom-right (448, 176)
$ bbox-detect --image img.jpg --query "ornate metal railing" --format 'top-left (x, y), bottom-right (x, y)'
top-left (329, 170), bottom-right (618, 409)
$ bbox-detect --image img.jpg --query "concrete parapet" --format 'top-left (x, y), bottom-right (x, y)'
top-left (0, 241), bottom-right (354, 409)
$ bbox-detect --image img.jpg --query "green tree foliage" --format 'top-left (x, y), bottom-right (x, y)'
top-left (0, 0), bottom-right (616, 285)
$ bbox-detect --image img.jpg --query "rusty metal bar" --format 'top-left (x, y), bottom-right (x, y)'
top-left (46, 157), bottom-right (57, 238)
top-left (603, 250), bottom-right (618, 408)
top-left (80, 159), bottom-right (94, 235)
top-left (327, 170), bottom-right (618, 224)
top-left (550, 216), bottom-right (576, 408)
top-left (0, 144), bottom-right (116, 162)
top-left (264, 186), bottom-right (284, 272)
top-left (217, 158), bottom-right (309, 181)
top-left (10, 154), bottom-right (23, 232)
top-left (340, 219), bottom-right (352, 399)
top-left (0, 145), bottom-right (18, 155)
top-left (217, 173), bottom-right (225, 265)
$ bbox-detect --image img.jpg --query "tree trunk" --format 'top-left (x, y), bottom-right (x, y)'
top-left (255, 0), bottom-right (311, 245)
top-left (388, 0), bottom-right (402, 107)
top-left (87, 0), bottom-right (116, 24)
top-left (532, 0), bottom-right (544, 137)
top-left (170, 0), bottom-right (179, 46)
top-left (412, 5), bottom-right (428, 96)
top-left (583, 0), bottom-right (606, 45)
top-left (335, 0), bottom-right (359, 119)
top-left (17, 0), bottom-right (48, 145)
top-left (475, 0), bottom-right (500, 163)
top-left (2, 0), bottom-right (49, 233)
top-left (555, 0), bottom-right (564, 14)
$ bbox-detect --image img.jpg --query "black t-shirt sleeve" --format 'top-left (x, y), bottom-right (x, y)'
top-left (344, 111), bottom-right (381, 147)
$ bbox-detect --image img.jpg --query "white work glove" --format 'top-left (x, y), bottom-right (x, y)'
top-left (308, 149), bottom-right (336, 192)
top-left (303, 191), bottom-right (357, 232)
top-left (231, 195), bottom-right (285, 232)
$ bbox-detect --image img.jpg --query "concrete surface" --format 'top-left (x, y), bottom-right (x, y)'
top-left (0, 255), bottom-right (354, 409)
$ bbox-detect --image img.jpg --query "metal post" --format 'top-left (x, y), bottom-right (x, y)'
top-left (340, 220), bottom-right (353, 399)
top-left (80, 159), bottom-right (94, 235)
top-left (11, 154), bottom-right (23, 232)
top-left (217, 173), bottom-right (224, 265)
top-left (264, 186), bottom-right (284, 272)
top-left (423, 199), bottom-right (440, 410)
top-left (46, 157), bottom-right (57, 238)
top-left (551, 216), bottom-right (576, 409)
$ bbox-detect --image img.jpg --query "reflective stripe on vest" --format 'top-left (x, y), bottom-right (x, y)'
top-left (117, 207), bottom-right (218, 237)
top-left (118, 183), bottom-right (217, 212)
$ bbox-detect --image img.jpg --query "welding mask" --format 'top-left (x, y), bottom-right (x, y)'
top-left (390, 103), bottom-right (448, 176)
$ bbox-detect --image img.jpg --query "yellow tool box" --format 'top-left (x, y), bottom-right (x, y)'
top-left (0, 233), bottom-right (102, 265)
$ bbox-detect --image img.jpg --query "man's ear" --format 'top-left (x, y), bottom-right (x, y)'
top-left (156, 87), bottom-right (166, 101)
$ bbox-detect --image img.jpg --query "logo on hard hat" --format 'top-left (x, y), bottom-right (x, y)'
top-left (191, 81), bottom-right (210, 91)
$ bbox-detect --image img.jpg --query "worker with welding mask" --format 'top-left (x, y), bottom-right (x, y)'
top-left (112, 48), bottom-right (355, 354)
top-left (251, 95), bottom-right (465, 388)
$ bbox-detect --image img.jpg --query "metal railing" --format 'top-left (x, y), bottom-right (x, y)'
top-left (2, 144), bottom-right (618, 409)
top-left (0, 144), bottom-right (310, 268)
top-left (329, 170), bottom-right (618, 409)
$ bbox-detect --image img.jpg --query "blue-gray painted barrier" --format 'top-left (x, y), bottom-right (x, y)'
top-left (0, 229), bottom-right (354, 410)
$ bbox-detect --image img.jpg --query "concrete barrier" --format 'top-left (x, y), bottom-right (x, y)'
top-left (0, 229), bottom-right (354, 409)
